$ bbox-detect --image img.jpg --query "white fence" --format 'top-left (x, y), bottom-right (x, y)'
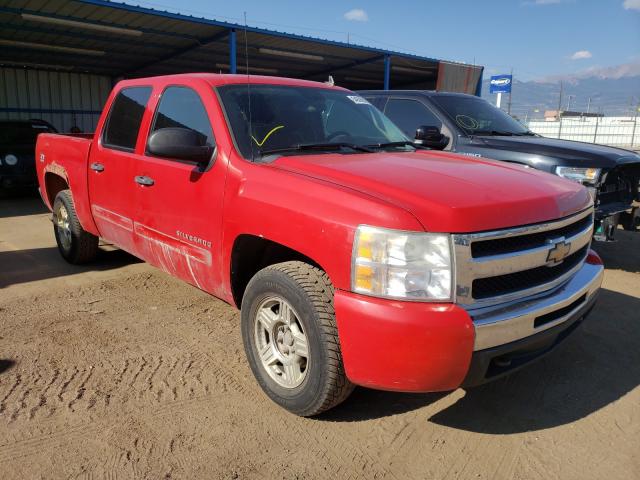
top-left (526, 116), bottom-right (639, 151)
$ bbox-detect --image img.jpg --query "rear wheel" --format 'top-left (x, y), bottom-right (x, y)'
top-left (53, 189), bottom-right (99, 264)
top-left (241, 261), bottom-right (354, 416)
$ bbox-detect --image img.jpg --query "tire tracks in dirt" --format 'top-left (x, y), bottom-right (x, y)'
top-left (0, 353), bottom-right (211, 426)
top-left (168, 306), bottom-right (400, 480)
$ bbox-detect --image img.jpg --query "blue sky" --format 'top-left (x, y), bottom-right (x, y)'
top-left (121, 0), bottom-right (640, 81)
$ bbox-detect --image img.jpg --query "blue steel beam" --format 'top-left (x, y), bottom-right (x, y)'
top-left (384, 55), bottom-right (391, 90)
top-left (229, 29), bottom-right (237, 74)
top-left (0, 107), bottom-right (102, 114)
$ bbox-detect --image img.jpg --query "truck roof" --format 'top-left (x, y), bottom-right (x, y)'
top-left (358, 90), bottom-right (477, 99)
top-left (116, 73), bottom-right (347, 91)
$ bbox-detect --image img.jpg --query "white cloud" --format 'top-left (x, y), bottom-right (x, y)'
top-left (534, 0), bottom-right (562, 4)
top-left (570, 50), bottom-right (592, 60)
top-left (344, 8), bottom-right (368, 22)
top-left (623, 0), bottom-right (640, 10)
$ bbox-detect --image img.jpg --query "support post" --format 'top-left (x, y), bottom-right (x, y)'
top-left (496, 92), bottom-right (502, 109)
top-left (558, 115), bottom-right (563, 139)
top-left (229, 28), bottom-right (237, 74)
top-left (475, 68), bottom-right (483, 97)
top-left (383, 54), bottom-right (391, 90)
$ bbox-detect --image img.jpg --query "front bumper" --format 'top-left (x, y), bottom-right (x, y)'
top-left (335, 257), bottom-right (603, 393)
top-left (594, 201), bottom-right (640, 239)
top-left (462, 296), bottom-right (596, 387)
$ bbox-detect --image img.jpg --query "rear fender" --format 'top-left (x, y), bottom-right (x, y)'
top-left (42, 163), bottom-right (69, 209)
top-left (37, 134), bottom-right (99, 236)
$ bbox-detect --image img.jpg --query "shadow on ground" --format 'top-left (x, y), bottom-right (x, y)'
top-left (319, 389), bottom-right (446, 422)
top-left (0, 359), bottom-right (16, 374)
top-left (0, 192), bottom-right (46, 218)
top-left (324, 288), bottom-right (640, 432)
top-left (0, 246), bottom-right (142, 288)
top-left (593, 229), bottom-right (640, 274)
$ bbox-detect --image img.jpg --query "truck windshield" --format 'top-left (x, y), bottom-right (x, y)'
top-left (431, 96), bottom-right (532, 136)
top-left (217, 84), bottom-right (408, 159)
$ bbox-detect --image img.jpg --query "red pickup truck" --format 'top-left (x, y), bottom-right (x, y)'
top-left (36, 74), bottom-right (604, 416)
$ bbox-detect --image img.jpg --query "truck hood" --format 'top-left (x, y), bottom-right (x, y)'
top-left (271, 150), bottom-right (591, 233)
top-left (475, 135), bottom-right (640, 169)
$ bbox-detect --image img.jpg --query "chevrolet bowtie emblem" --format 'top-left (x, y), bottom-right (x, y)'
top-left (546, 240), bottom-right (572, 264)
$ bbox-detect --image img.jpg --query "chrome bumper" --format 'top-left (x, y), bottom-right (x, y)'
top-left (468, 262), bottom-right (604, 351)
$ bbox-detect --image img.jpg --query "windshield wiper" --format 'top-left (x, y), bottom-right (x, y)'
top-left (366, 141), bottom-right (422, 150)
top-left (473, 130), bottom-right (515, 136)
top-left (259, 142), bottom-right (374, 157)
top-left (474, 130), bottom-right (535, 137)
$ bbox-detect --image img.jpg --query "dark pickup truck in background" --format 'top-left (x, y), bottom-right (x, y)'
top-left (360, 90), bottom-right (640, 241)
top-left (0, 119), bottom-right (57, 192)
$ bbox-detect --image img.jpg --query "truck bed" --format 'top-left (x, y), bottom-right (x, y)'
top-left (36, 132), bottom-right (97, 234)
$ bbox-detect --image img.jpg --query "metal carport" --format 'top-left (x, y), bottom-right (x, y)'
top-left (0, 0), bottom-right (483, 132)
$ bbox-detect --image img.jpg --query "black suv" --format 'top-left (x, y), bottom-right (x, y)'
top-left (360, 90), bottom-right (640, 240)
top-left (0, 119), bottom-right (57, 192)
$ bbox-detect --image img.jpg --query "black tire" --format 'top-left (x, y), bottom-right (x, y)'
top-left (241, 261), bottom-right (354, 416)
top-left (52, 189), bottom-right (99, 264)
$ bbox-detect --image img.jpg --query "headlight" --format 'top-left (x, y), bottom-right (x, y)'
top-left (555, 166), bottom-right (601, 185)
top-left (4, 154), bottom-right (18, 166)
top-left (351, 225), bottom-right (452, 301)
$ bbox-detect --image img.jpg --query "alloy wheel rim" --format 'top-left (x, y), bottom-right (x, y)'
top-left (254, 296), bottom-right (309, 389)
top-left (55, 204), bottom-right (72, 250)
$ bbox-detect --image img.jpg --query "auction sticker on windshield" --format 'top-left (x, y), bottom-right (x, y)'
top-left (347, 95), bottom-right (371, 105)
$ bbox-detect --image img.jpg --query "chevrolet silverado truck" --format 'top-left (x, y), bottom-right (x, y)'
top-left (36, 74), bottom-right (603, 416)
top-left (360, 90), bottom-right (640, 241)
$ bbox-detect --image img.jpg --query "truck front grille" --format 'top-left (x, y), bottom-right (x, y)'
top-left (453, 207), bottom-right (593, 307)
top-left (471, 214), bottom-right (592, 258)
top-left (472, 245), bottom-right (588, 299)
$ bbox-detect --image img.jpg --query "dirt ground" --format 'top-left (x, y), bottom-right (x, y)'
top-left (1, 194), bottom-right (639, 480)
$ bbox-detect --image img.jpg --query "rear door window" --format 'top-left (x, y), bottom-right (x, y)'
top-left (384, 98), bottom-right (442, 138)
top-left (148, 86), bottom-right (215, 158)
top-left (102, 87), bottom-right (152, 151)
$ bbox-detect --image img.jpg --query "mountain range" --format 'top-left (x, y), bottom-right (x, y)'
top-left (480, 62), bottom-right (640, 120)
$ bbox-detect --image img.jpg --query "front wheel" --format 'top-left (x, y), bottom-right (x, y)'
top-left (53, 189), bottom-right (99, 264)
top-left (241, 261), bottom-right (354, 416)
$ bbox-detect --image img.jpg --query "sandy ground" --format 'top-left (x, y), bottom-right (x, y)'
top-left (1, 194), bottom-right (639, 480)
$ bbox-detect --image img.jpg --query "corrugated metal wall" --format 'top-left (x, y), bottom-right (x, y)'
top-left (0, 68), bottom-right (112, 133)
top-left (436, 62), bottom-right (483, 95)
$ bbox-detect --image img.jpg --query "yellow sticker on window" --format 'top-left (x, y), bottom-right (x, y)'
top-left (251, 125), bottom-right (285, 146)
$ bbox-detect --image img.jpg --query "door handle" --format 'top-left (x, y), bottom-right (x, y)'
top-left (90, 162), bottom-right (104, 172)
top-left (134, 175), bottom-right (155, 186)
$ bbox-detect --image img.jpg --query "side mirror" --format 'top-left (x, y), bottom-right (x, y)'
top-left (147, 127), bottom-right (214, 166)
top-left (414, 125), bottom-right (448, 150)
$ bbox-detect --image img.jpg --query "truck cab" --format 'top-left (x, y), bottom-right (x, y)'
top-left (360, 90), bottom-right (640, 241)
